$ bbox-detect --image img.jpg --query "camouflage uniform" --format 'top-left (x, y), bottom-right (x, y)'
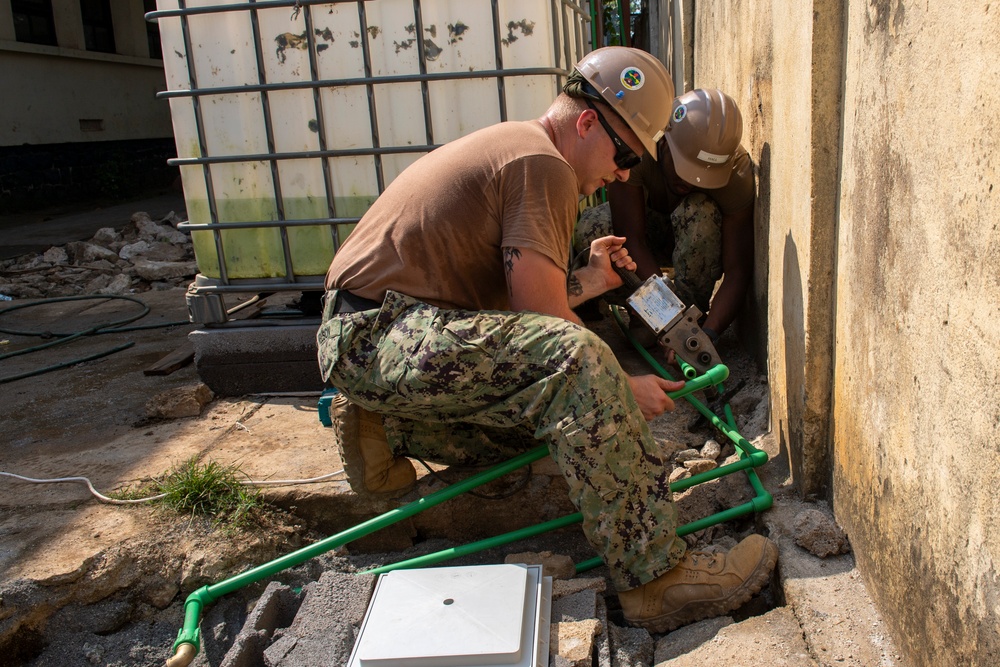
top-left (574, 193), bottom-right (723, 310)
top-left (318, 290), bottom-right (686, 590)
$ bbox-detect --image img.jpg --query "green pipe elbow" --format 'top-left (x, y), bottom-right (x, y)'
top-left (746, 469), bottom-right (774, 512)
top-left (171, 586), bottom-right (210, 657)
top-left (751, 491), bottom-right (774, 513)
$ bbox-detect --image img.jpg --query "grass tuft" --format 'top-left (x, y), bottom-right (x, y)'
top-left (155, 457), bottom-right (263, 528)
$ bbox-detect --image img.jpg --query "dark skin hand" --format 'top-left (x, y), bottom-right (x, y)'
top-left (606, 156), bottom-right (754, 336)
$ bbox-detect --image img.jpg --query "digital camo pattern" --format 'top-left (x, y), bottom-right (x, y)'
top-left (574, 194), bottom-right (723, 311)
top-left (317, 290), bottom-right (686, 590)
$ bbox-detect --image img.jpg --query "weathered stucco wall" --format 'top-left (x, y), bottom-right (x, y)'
top-left (694, 0), bottom-right (841, 498)
top-left (833, 2), bottom-right (1000, 665)
top-left (693, 1), bottom-right (999, 664)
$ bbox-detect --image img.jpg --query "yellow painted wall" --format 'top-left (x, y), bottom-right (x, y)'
top-left (693, 1), bottom-right (1000, 664)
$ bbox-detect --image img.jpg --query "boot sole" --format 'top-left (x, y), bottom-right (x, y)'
top-left (628, 538), bottom-right (779, 634)
top-left (329, 395), bottom-right (415, 499)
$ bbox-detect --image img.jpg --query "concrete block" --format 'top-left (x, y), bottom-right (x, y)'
top-left (651, 616), bottom-right (733, 664)
top-left (189, 322), bottom-right (324, 396)
top-left (551, 619), bottom-right (603, 667)
top-left (504, 550), bottom-right (576, 580)
top-left (552, 588), bottom-right (599, 623)
top-left (552, 577), bottom-right (607, 600)
top-left (609, 622), bottom-right (654, 667)
top-left (652, 607), bottom-right (814, 666)
top-left (220, 582), bottom-right (302, 667)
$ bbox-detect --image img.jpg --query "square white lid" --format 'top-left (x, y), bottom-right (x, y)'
top-left (353, 564), bottom-right (538, 666)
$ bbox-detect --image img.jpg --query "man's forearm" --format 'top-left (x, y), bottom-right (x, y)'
top-left (567, 267), bottom-right (614, 308)
top-left (703, 275), bottom-right (748, 335)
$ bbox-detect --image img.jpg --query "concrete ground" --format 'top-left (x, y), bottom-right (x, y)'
top-left (0, 199), bottom-right (911, 666)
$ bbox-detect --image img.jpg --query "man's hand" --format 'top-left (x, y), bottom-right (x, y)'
top-left (627, 375), bottom-right (686, 420)
top-left (586, 235), bottom-right (637, 292)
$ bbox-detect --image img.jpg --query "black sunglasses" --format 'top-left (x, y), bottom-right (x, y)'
top-left (584, 99), bottom-right (643, 170)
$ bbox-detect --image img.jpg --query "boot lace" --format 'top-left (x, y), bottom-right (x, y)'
top-left (686, 550), bottom-right (724, 568)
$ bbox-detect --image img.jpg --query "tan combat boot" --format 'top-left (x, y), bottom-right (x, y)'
top-left (619, 534), bottom-right (779, 633)
top-left (330, 394), bottom-right (416, 497)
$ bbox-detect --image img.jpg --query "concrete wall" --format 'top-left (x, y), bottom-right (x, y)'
top-left (0, 0), bottom-right (170, 146)
top-left (0, 48), bottom-right (171, 145)
top-left (693, 0), bottom-right (841, 499)
top-left (833, 2), bottom-right (1000, 665)
top-left (692, 1), bottom-right (1000, 665)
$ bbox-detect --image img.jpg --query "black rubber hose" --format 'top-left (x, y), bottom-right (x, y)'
top-left (0, 294), bottom-right (189, 383)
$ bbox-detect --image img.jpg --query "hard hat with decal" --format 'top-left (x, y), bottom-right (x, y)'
top-left (569, 47), bottom-right (675, 160)
top-left (664, 88), bottom-right (743, 188)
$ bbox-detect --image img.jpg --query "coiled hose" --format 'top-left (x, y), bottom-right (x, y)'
top-left (0, 294), bottom-right (190, 384)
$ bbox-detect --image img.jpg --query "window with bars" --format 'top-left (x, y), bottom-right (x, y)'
top-left (80, 0), bottom-right (116, 54)
top-left (11, 0), bottom-right (57, 46)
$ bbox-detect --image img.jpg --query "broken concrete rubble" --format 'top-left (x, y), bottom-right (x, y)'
top-left (0, 211), bottom-right (195, 300)
top-left (146, 382), bottom-right (215, 419)
top-left (792, 507), bottom-right (851, 558)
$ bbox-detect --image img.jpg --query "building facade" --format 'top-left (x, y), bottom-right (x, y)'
top-left (0, 0), bottom-right (175, 212)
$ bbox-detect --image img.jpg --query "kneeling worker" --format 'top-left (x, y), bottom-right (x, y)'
top-left (317, 47), bottom-right (776, 633)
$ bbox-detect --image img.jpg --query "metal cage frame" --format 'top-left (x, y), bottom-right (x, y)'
top-left (147, 0), bottom-right (594, 324)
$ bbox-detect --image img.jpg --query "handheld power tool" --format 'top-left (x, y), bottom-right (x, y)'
top-left (613, 266), bottom-right (723, 376)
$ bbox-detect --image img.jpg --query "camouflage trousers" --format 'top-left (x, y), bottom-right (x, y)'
top-left (574, 193), bottom-right (723, 311)
top-left (317, 289), bottom-right (686, 590)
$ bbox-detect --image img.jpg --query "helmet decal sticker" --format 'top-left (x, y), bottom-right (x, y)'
top-left (620, 67), bottom-right (644, 90)
top-left (673, 105), bottom-right (687, 123)
top-left (697, 149), bottom-right (730, 164)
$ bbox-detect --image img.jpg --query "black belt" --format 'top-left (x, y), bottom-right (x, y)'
top-left (330, 289), bottom-right (382, 314)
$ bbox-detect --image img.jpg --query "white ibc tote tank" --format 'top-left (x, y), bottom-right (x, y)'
top-left (152, 0), bottom-right (591, 287)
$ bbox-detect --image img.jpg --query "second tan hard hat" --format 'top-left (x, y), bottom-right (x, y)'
top-left (574, 47), bottom-right (675, 160)
top-left (665, 88), bottom-right (743, 189)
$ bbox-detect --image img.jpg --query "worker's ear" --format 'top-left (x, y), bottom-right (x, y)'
top-left (576, 107), bottom-right (598, 139)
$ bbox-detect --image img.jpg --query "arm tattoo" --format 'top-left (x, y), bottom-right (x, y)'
top-left (567, 273), bottom-right (583, 297)
top-left (503, 247), bottom-right (522, 296)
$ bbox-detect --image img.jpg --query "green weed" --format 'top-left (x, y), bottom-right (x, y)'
top-left (109, 457), bottom-right (265, 529)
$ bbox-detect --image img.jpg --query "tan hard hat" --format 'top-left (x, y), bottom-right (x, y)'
top-left (664, 88), bottom-right (743, 189)
top-left (573, 47), bottom-right (674, 160)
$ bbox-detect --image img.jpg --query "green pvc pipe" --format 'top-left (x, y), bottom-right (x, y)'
top-left (170, 363), bottom-right (730, 657)
top-left (678, 357), bottom-right (698, 379)
top-left (609, 305), bottom-right (768, 468)
top-left (363, 513), bottom-right (584, 575)
top-left (372, 454), bottom-right (775, 579)
top-left (172, 444), bottom-right (551, 655)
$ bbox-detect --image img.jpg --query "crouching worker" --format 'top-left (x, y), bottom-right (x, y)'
top-left (575, 88), bottom-right (755, 344)
top-left (316, 46), bottom-right (777, 633)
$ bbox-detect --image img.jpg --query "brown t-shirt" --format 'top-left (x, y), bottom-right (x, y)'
top-left (629, 144), bottom-right (755, 216)
top-left (325, 121), bottom-right (578, 311)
